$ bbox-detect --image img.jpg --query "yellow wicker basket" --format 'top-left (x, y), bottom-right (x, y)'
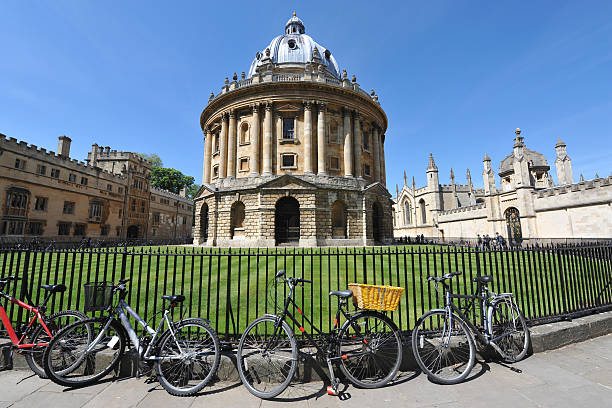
top-left (348, 283), bottom-right (404, 311)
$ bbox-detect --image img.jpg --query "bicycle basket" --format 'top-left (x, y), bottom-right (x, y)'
top-left (83, 282), bottom-right (114, 312)
top-left (348, 283), bottom-right (404, 311)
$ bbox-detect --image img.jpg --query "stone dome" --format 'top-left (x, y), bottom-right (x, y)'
top-left (499, 148), bottom-right (549, 175)
top-left (247, 14), bottom-right (341, 79)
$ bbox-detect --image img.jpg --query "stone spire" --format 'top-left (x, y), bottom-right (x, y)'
top-left (580, 173), bottom-right (584, 182)
top-left (555, 136), bottom-right (573, 185)
top-left (412, 176), bottom-right (416, 190)
top-left (466, 168), bottom-right (472, 187)
top-left (427, 153), bottom-right (437, 171)
top-left (482, 152), bottom-right (496, 195)
top-left (396, 184), bottom-right (399, 198)
top-left (596, 173), bottom-right (599, 179)
top-left (450, 168), bottom-right (455, 184)
top-left (403, 170), bottom-right (407, 186)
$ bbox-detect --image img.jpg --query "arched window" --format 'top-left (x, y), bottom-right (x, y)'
top-left (419, 199), bottom-right (427, 224)
top-left (403, 201), bottom-right (411, 226)
top-left (240, 122), bottom-right (250, 144)
top-left (331, 200), bottom-right (347, 238)
top-left (230, 201), bottom-right (246, 238)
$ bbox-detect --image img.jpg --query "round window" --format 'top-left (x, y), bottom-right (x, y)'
top-left (288, 39), bottom-right (296, 49)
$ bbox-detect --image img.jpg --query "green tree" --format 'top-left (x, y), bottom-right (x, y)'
top-left (186, 183), bottom-right (201, 199)
top-left (150, 167), bottom-right (194, 194)
top-left (137, 152), bottom-right (163, 167)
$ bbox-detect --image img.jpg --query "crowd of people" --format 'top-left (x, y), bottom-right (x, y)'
top-left (477, 233), bottom-right (507, 250)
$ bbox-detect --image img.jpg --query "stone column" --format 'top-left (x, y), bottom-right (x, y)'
top-left (372, 124), bottom-right (380, 182)
top-left (317, 102), bottom-right (327, 175)
top-left (303, 101), bottom-right (313, 174)
top-left (263, 102), bottom-right (273, 175)
top-left (227, 110), bottom-right (237, 178)
top-left (343, 108), bottom-right (353, 177)
top-left (353, 111), bottom-right (362, 178)
top-left (203, 128), bottom-right (212, 183)
top-left (380, 135), bottom-right (387, 186)
top-left (250, 104), bottom-right (260, 176)
top-left (219, 113), bottom-right (228, 179)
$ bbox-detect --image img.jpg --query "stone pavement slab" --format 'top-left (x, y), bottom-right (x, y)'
top-left (0, 334), bottom-right (610, 407)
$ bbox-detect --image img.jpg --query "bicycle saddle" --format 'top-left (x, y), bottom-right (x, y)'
top-left (473, 275), bottom-right (493, 284)
top-left (329, 290), bottom-right (353, 298)
top-left (40, 284), bottom-right (67, 293)
top-left (162, 294), bottom-right (185, 303)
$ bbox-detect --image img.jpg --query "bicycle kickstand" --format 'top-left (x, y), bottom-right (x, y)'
top-left (325, 358), bottom-right (340, 396)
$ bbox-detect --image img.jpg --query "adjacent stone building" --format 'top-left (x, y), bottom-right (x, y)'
top-left (0, 133), bottom-right (193, 242)
top-left (194, 14), bottom-right (393, 246)
top-left (393, 129), bottom-right (612, 242)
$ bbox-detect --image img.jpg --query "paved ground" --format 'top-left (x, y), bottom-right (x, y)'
top-left (0, 334), bottom-right (611, 408)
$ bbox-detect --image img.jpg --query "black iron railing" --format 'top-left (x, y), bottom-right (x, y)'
top-left (1, 244), bottom-right (611, 343)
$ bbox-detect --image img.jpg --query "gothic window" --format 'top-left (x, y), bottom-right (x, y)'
top-left (69, 173), bottom-right (77, 182)
top-left (51, 168), bottom-right (60, 178)
top-left (58, 222), bottom-right (71, 236)
top-left (240, 122), bottom-right (250, 144)
top-left (14, 158), bottom-right (26, 169)
top-left (5, 189), bottom-right (29, 217)
top-left (36, 164), bottom-right (46, 175)
top-left (283, 118), bottom-right (295, 139)
top-left (34, 196), bottom-right (48, 212)
top-left (81, 177), bottom-right (88, 186)
top-left (63, 201), bottom-right (75, 214)
top-left (1, 220), bottom-right (25, 235)
top-left (403, 201), bottom-right (411, 225)
top-left (419, 199), bottom-right (427, 224)
top-left (89, 201), bottom-right (103, 219)
top-left (27, 221), bottom-right (43, 235)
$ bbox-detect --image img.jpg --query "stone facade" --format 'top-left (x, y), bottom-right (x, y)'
top-left (194, 15), bottom-right (393, 247)
top-left (0, 134), bottom-right (193, 241)
top-left (393, 129), bottom-right (612, 242)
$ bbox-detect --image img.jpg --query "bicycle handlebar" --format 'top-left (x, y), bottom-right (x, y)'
top-left (275, 270), bottom-right (311, 286)
top-left (427, 271), bottom-right (462, 283)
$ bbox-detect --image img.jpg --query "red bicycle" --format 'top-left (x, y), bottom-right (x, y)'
top-left (0, 275), bottom-right (86, 377)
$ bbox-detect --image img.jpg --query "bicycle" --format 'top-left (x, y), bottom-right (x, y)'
top-left (0, 275), bottom-right (86, 377)
top-left (412, 271), bottom-right (530, 384)
top-left (236, 270), bottom-right (403, 399)
top-left (42, 278), bottom-right (221, 396)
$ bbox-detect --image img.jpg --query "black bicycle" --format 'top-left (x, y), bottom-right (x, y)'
top-left (236, 270), bottom-right (403, 399)
top-left (412, 271), bottom-right (530, 384)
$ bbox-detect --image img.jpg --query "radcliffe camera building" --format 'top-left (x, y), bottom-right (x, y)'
top-left (393, 129), bottom-right (612, 242)
top-left (194, 14), bottom-right (393, 246)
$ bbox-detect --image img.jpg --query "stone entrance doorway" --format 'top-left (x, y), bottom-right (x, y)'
top-left (372, 202), bottom-right (383, 243)
top-left (200, 203), bottom-right (209, 242)
top-left (505, 207), bottom-right (522, 245)
top-left (127, 225), bottom-right (139, 239)
top-left (275, 197), bottom-right (300, 244)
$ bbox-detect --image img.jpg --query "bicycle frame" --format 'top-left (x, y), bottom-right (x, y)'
top-left (0, 294), bottom-right (52, 349)
top-left (85, 299), bottom-right (180, 361)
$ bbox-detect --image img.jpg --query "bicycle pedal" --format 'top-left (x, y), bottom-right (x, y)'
top-left (326, 385), bottom-right (339, 396)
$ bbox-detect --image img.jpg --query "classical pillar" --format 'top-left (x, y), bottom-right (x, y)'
top-left (250, 104), bottom-right (260, 176)
top-left (303, 101), bottom-right (313, 174)
top-left (263, 102), bottom-right (273, 175)
top-left (372, 124), bottom-right (380, 182)
top-left (317, 102), bottom-right (327, 175)
top-left (227, 110), bottom-right (237, 178)
top-left (219, 113), bottom-right (228, 179)
top-left (343, 107), bottom-right (353, 177)
top-left (380, 135), bottom-right (387, 186)
top-left (353, 111), bottom-right (362, 178)
top-left (203, 128), bottom-right (212, 183)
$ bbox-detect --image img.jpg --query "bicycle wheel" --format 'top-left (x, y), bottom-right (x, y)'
top-left (25, 309), bottom-right (87, 378)
top-left (237, 315), bottom-right (298, 399)
top-left (43, 317), bottom-right (125, 387)
top-left (412, 310), bottom-right (475, 384)
top-left (490, 299), bottom-right (530, 362)
top-left (155, 318), bottom-right (221, 396)
top-left (337, 311), bottom-right (403, 388)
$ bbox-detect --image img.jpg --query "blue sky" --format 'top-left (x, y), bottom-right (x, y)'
top-left (1, 1), bottom-right (611, 191)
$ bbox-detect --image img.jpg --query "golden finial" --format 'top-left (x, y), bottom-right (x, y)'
top-left (293, 11), bottom-right (296, 17)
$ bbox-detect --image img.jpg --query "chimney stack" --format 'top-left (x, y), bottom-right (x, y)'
top-left (57, 135), bottom-right (72, 158)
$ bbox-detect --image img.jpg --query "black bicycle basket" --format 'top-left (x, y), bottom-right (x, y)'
top-left (83, 282), bottom-right (114, 312)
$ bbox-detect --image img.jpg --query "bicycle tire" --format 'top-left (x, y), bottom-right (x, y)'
top-left (43, 317), bottom-right (126, 387)
top-left (412, 310), bottom-right (475, 384)
top-left (155, 318), bottom-right (221, 396)
top-left (25, 309), bottom-right (87, 378)
top-left (489, 299), bottom-right (530, 363)
top-left (337, 311), bottom-right (403, 388)
top-left (237, 315), bottom-right (298, 399)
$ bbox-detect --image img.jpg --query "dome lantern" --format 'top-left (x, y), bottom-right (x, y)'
top-left (285, 12), bottom-right (305, 34)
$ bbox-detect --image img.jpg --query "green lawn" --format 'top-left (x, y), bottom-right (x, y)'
top-left (1, 245), bottom-right (610, 340)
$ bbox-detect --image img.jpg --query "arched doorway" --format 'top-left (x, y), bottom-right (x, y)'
top-left (127, 225), bottom-right (139, 239)
top-left (372, 202), bottom-right (383, 243)
top-left (230, 201), bottom-right (246, 238)
top-left (331, 200), bottom-right (347, 238)
top-left (275, 197), bottom-right (300, 244)
top-left (505, 207), bottom-right (522, 246)
top-left (199, 203), bottom-right (209, 242)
